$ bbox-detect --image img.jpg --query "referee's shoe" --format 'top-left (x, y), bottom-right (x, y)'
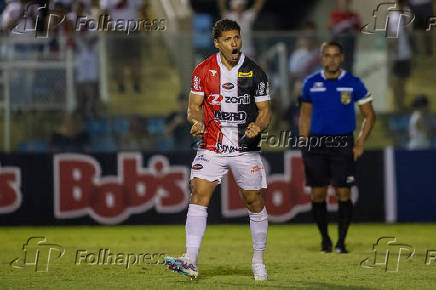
top-left (321, 237), bottom-right (332, 253)
top-left (335, 241), bottom-right (348, 254)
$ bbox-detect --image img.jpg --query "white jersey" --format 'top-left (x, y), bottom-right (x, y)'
top-left (409, 111), bottom-right (430, 149)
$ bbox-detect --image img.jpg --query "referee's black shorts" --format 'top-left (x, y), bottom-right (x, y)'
top-left (301, 134), bottom-right (356, 188)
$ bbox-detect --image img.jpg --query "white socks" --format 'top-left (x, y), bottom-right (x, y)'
top-left (185, 203), bottom-right (208, 266)
top-left (249, 207), bottom-right (268, 265)
top-left (185, 204), bottom-right (267, 266)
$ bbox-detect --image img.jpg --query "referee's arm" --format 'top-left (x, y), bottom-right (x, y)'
top-left (299, 102), bottom-right (312, 140)
top-left (354, 101), bottom-right (376, 160)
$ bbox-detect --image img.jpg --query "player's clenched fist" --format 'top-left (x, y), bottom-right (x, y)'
top-left (190, 120), bottom-right (205, 137)
top-left (245, 122), bottom-right (261, 138)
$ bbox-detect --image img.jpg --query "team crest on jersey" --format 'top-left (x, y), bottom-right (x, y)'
top-left (209, 70), bottom-right (217, 76)
top-left (238, 71), bottom-right (253, 78)
top-left (341, 91), bottom-right (351, 105)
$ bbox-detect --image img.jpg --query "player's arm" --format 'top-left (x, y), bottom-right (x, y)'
top-left (187, 92), bottom-right (205, 137)
top-left (299, 102), bottom-right (312, 139)
top-left (218, 0), bottom-right (227, 15)
top-left (252, 0), bottom-right (266, 14)
top-left (246, 100), bottom-right (271, 138)
top-left (354, 101), bottom-right (376, 160)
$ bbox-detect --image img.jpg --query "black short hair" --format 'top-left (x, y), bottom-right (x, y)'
top-left (320, 41), bottom-right (344, 54)
top-left (212, 19), bottom-right (241, 39)
top-left (412, 94), bottom-right (429, 108)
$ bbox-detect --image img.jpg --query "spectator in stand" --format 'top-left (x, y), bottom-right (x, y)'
top-left (118, 116), bottom-right (156, 151)
top-left (100, 0), bottom-right (143, 94)
top-left (408, 95), bottom-right (432, 150)
top-left (387, 0), bottom-right (413, 111)
top-left (218, 0), bottom-right (266, 58)
top-left (71, 1), bottom-right (100, 118)
top-left (408, 0), bottom-right (433, 56)
top-left (50, 111), bottom-right (91, 152)
top-left (289, 22), bottom-right (321, 81)
top-left (164, 94), bottom-right (193, 151)
top-left (46, 2), bottom-right (74, 54)
top-left (328, 0), bottom-right (361, 73)
top-left (49, 0), bottom-right (92, 13)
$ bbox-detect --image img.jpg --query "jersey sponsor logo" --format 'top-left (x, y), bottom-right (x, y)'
top-left (215, 143), bottom-right (244, 154)
top-left (195, 154), bottom-right (209, 162)
top-left (191, 164), bottom-right (203, 170)
top-left (258, 82), bottom-right (266, 95)
top-left (336, 87), bottom-right (353, 92)
top-left (238, 71), bottom-right (253, 78)
top-left (341, 91), bottom-right (352, 105)
top-left (222, 83), bottom-right (235, 90)
top-left (207, 94), bottom-right (223, 105)
top-left (54, 153), bottom-right (189, 224)
top-left (310, 87), bottom-right (326, 92)
top-left (214, 111), bottom-right (247, 123)
top-left (225, 94), bottom-right (251, 104)
top-left (250, 165), bottom-right (264, 174)
top-left (193, 76), bottom-right (200, 91)
top-left (314, 82), bottom-right (324, 88)
top-left (209, 70), bottom-right (217, 77)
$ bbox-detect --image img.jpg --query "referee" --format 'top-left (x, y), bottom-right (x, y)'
top-left (299, 41), bottom-right (376, 253)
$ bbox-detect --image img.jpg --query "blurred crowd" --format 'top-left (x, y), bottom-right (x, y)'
top-left (0, 0), bottom-right (435, 152)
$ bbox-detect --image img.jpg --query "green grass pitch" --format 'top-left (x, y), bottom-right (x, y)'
top-left (1, 224), bottom-right (436, 289)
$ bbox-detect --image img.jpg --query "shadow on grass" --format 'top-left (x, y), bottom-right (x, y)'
top-left (200, 265), bottom-right (251, 277)
top-left (197, 266), bottom-right (377, 289)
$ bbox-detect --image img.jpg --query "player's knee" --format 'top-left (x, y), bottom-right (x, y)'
top-left (247, 201), bottom-right (264, 213)
top-left (335, 188), bottom-right (351, 202)
top-left (190, 186), bottom-right (211, 206)
top-left (190, 191), bottom-right (211, 207)
top-left (243, 191), bottom-right (264, 213)
top-left (190, 179), bottom-right (216, 206)
top-left (311, 189), bottom-right (327, 202)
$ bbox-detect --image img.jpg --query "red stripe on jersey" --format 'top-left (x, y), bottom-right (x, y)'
top-left (195, 54), bottom-right (222, 152)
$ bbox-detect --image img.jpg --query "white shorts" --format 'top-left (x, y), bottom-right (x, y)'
top-left (190, 150), bottom-right (267, 190)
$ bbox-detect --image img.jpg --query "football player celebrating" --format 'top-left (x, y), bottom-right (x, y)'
top-left (163, 19), bottom-right (271, 280)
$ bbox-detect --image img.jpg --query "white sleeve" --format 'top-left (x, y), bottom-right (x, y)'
top-left (357, 93), bottom-right (373, 105)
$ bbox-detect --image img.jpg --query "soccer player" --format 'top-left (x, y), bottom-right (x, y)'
top-left (299, 42), bottom-right (376, 253)
top-left (163, 19), bottom-right (271, 280)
